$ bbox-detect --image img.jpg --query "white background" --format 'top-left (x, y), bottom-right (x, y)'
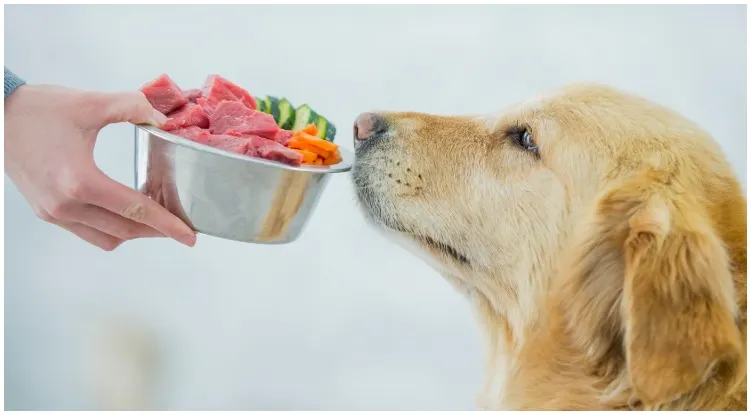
top-left (4, 4), bottom-right (746, 410)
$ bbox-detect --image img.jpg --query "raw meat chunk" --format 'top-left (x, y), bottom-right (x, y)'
top-left (193, 132), bottom-right (249, 155)
top-left (225, 127), bottom-right (292, 145)
top-left (214, 138), bottom-right (250, 155)
top-left (201, 74), bottom-right (257, 109)
top-left (195, 97), bottom-right (217, 116)
top-left (189, 131), bottom-right (301, 166)
top-left (209, 101), bottom-right (279, 137)
top-left (140, 73), bottom-right (187, 114)
top-left (162, 103), bottom-right (209, 131)
top-left (271, 129), bottom-right (293, 146)
top-left (169, 126), bottom-right (205, 140)
top-left (246, 135), bottom-right (303, 166)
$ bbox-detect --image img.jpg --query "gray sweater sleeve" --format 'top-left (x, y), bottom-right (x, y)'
top-left (5, 67), bottom-right (26, 99)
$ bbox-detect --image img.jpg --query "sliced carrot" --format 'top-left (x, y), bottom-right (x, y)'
top-left (299, 123), bottom-right (318, 136)
top-left (314, 158), bottom-right (323, 165)
top-left (293, 149), bottom-right (318, 164)
top-left (323, 150), bottom-right (342, 165)
top-left (287, 138), bottom-right (331, 159)
top-left (296, 132), bottom-right (339, 152)
top-left (312, 147), bottom-right (332, 159)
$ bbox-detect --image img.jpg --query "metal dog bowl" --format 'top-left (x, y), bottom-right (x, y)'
top-left (133, 125), bottom-right (353, 244)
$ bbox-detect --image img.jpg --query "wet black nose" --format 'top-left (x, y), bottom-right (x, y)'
top-left (353, 112), bottom-right (388, 147)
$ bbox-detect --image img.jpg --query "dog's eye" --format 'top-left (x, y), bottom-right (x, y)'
top-left (505, 125), bottom-right (538, 154)
top-left (516, 129), bottom-right (538, 153)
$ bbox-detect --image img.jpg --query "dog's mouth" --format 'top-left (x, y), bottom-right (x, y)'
top-left (364, 212), bottom-right (471, 267)
top-left (419, 235), bottom-right (470, 265)
top-left (352, 133), bottom-right (471, 267)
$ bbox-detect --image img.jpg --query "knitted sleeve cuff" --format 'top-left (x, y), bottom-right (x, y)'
top-left (5, 67), bottom-right (26, 99)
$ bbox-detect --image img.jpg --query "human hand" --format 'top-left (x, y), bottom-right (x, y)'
top-left (4, 84), bottom-right (197, 250)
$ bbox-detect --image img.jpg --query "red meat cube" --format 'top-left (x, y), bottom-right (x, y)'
top-left (195, 97), bottom-right (217, 116)
top-left (140, 73), bottom-right (188, 115)
top-left (209, 101), bottom-right (279, 137)
top-left (226, 128), bottom-right (292, 145)
top-left (245, 135), bottom-right (302, 166)
top-left (201, 74), bottom-right (257, 110)
top-left (214, 137), bottom-right (251, 155)
top-left (193, 129), bottom-right (211, 144)
top-left (193, 132), bottom-right (250, 155)
top-left (271, 129), bottom-right (294, 146)
top-left (162, 103), bottom-right (210, 131)
top-left (169, 126), bottom-right (205, 141)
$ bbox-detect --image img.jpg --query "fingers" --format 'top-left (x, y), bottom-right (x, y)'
top-left (61, 203), bottom-right (166, 241)
top-left (44, 167), bottom-right (196, 248)
top-left (100, 91), bottom-right (167, 127)
top-left (57, 221), bottom-right (124, 251)
top-left (75, 171), bottom-right (197, 247)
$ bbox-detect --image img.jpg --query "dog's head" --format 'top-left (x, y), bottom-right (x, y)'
top-left (352, 83), bottom-right (746, 409)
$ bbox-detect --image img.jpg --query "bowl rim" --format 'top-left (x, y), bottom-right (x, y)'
top-left (135, 125), bottom-right (353, 173)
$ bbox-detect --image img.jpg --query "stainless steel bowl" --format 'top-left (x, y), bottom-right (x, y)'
top-left (133, 125), bottom-right (353, 244)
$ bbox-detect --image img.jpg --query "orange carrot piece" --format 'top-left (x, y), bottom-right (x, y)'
top-left (314, 158), bottom-right (323, 165)
top-left (294, 149), bottom-right (318, 163)
top-left (288, 139), bottom-right (331, 159)
top-left (323, 150), bottom-right (342, 165)
top-left (300, 123), bottom-right (318, 136)
top-left (312, 148), bottom-right (332, 159)
top-left (296, 132), bottom-right (338, 152)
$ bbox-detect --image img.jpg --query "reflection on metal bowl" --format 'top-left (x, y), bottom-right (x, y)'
top-left (134, 125), bottom-right (352, 244)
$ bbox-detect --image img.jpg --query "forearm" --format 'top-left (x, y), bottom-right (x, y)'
top-left (5, 67), bottom-right (26, 99)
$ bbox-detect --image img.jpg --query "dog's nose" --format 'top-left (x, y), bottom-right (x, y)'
top-left (353, 112), bottom-right (388, 145)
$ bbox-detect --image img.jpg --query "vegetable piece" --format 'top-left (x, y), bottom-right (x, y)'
top-left (292, 104), bottom-right (320, 132)
top-left (256, 97), bottom-right (267, 113)
top-left (300, 123), bottom-right (318, 136)
top-left (315, 116), bottom-right (329, 140)
top-left (295, 131), bottom-right (339, 152)
top-left (294, 149), bottom-right (318, 164)
top-left (278, 98), bottom-right (296, 130)
top-left (288, 138), bottom-right (331, 159)
top-left (323, 151), bottom-right (342, 165)
top-left (264, 96), bottom-right (281, 123)
top-left (324, 122), bottom-right (336, 141)
top-left (314, 115), bottom-right (336, 141)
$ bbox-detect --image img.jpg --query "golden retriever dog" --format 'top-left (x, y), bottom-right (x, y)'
top-left (351, 83), bottom-right (746, 410)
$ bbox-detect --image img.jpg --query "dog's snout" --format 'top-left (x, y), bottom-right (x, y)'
top-left (354, 112), bottom-right (388, 145)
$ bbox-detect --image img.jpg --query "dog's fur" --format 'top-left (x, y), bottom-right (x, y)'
top-left (351, 83), bottom-right (746, 410)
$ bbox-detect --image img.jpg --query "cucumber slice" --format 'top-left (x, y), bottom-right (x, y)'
top-left (262, 96), bottom-right (271, 113)
top-left (314, 115), bottom-right (337, 142)
top-left (292, 104), bottom-right (320, 132)
top-left (256, 96), bottom-right (267, 112)
top-left (278, 98), bottom-right (296, 130)
top-left (315, 117), bottom-right (328, 139)
top-left (325, 122), bottom-right (337, 142)
top-left (265, 96), bottom-right (281, 123)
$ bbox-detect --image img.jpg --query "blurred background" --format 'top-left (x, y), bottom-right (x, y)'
top-left (4, 4), bottom-right (746, 410)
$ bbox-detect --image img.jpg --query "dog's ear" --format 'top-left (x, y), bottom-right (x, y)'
top-left (619, 187), bottom-right (743, 405)
top-left (560, 171), bottom-right (743, 406)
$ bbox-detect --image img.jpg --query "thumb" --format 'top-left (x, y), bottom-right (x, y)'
top-left (102, 91), bottom-right (168, 127)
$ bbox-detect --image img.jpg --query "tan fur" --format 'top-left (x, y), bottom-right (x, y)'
top-left (351, 83), bottom-right (747, 410)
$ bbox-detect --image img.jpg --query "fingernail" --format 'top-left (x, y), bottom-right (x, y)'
top-left (149, 109), bottom-right (168, 126)
top-left (178, 232), bottom-right (197, 247)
